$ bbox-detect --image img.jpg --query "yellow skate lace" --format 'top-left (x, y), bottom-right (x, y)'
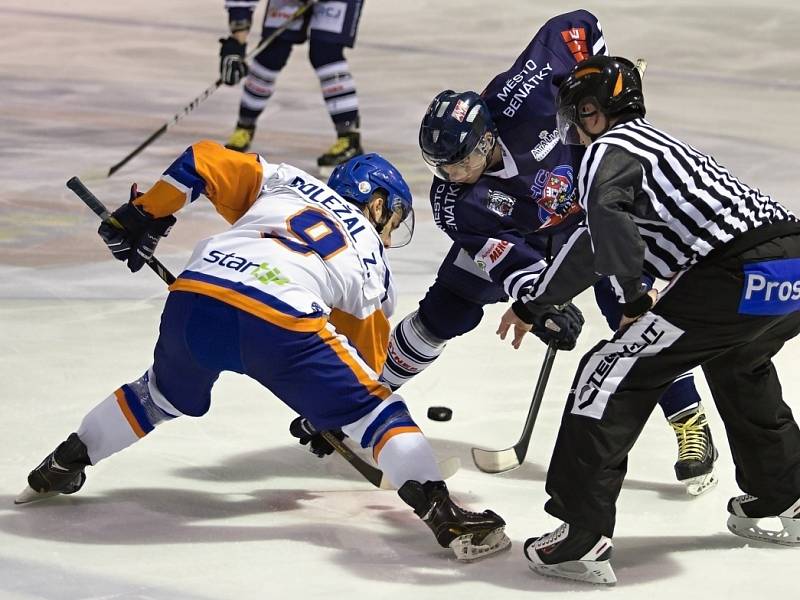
top-left (227, 128), bottom-right (253, 148)
top-left (670, 410), bottom-right (709, 462)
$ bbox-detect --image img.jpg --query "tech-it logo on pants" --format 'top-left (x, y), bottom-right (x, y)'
top-left (739, 258), bottom-right (800, 315)
top-left (570, 314), bottom-right (684, 420)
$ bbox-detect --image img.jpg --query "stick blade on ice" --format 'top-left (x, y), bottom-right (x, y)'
top-left (471, 446), bottom-right (523, 474)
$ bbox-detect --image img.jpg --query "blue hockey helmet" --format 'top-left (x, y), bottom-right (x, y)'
top-left (419, 90), bottom-right (498, 182)
top-left (328, 153), bottom-right (415, 248)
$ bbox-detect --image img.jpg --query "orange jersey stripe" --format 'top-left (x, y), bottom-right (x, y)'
top-left (169, 278), bottom-right (328, 333)
top-left (114, 388), bottom-right (147, 438)
top-left (329, 308), bottom-right (390, 373)
top-left (317, 325), bottom-right (392, 402)
top-left (134, 140), bottom-right (263, 223)
top-left (372, 426), bottom-right (422, 459)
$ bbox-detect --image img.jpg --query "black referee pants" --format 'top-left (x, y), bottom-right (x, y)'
top-left (545, 234), bottom-right (800, 538)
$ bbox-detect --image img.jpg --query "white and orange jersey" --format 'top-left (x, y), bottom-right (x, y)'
top-left (134, 141), bottom-right (395, 371)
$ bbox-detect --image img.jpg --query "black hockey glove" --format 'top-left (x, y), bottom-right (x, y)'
top-left (97, 184), bottom-right (176, 273)
top-left (219, 36), bottom-right (248, 85)
top-left (514, 301), bottom-right (585, 351)
top-left (289, 417), bottom-right (345, 458)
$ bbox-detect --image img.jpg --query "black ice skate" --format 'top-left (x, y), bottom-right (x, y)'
top-left (398, 480), bottom-right (511, 561)
top-left (669, 404), bottom-right (718, 495)
top-left (524, 522), bottom-right (616, 585)
top-left (16, 433), bottom-right (91, 505)
top-left (727, 494), bottom-right (800, 546)
top-left (225, 123), bottom-right (256, 152)
top-left (316, 131), bottom-right (363, 176)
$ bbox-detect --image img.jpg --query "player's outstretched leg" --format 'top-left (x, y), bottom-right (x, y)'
top-left (727, 494), bottom-right (800, 546)
top-left (398, 480), bottom-right (511, 561)
top-left (669, 404), bottom-right (719, 495)
top-left (524, 522), bottom-right (616, 585)
top-left (16, 433), bottom-right (90, 504)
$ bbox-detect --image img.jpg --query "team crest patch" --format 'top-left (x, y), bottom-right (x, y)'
top-left (485, 190), bottom-right (516, 217)
top-left (531, 164), bottom-right (580, 227)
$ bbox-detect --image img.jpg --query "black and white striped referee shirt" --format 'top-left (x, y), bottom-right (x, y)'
top-left (575, 117), bottom-right (797, 302)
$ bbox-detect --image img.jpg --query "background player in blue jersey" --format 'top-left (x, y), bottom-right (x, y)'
top-left (219, 0), bottom-right (364, 171)
top-left (380, 10), bottom-right (718, 495)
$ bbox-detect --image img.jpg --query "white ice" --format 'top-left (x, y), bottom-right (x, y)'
top-left (1, 1), bottom-right (799, 598)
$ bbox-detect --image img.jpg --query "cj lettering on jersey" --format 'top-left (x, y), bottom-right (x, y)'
top-left (739, 258), bottom-right (800, 315)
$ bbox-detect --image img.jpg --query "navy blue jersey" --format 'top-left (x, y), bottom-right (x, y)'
top-left (429, 10), bottom-right (607, 300)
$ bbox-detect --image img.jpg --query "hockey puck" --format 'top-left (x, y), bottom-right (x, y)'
top-left (427, 406), bottom-right (453, 422)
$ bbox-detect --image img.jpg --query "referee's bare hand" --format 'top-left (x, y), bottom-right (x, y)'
top-left (497, 306), bottom-right (533, 349)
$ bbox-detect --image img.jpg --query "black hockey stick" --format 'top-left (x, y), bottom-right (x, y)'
top-left (66, 177), bottom-right (176, 285)
top-left (65, 175), bottom-right (459, 489)
top-left (471, 342), bottom-right (557, 473)
top-left (96, 0), bottom-right (318, 179)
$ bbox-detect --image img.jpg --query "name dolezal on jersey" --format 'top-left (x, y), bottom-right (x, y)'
top-left (495, 60), bottom-right (554, 118)
top-left (289, 176), bottom-right (368, 238)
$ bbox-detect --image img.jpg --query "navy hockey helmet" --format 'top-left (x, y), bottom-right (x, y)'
top-left (556, 55), bottom-right (645, 144)
top-left (328, 153), bottom-right (415, 247)
top-left (419, 90), bottom-right (498, 181)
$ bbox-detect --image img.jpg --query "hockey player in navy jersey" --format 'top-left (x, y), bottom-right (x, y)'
top-left (220, 0), bottom-right (364, 171)
top-left (16, 144), bottom-right (510, 561)
top-left (381, 10), bottom-right (718, 495)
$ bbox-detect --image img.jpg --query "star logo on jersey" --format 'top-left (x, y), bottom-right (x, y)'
top-left (531, 165), bottom-right (581, 228)
top-left (484, 190), bottom-right (516, 217)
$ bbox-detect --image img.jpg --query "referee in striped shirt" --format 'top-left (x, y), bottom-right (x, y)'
top-left (520, 55), bottom-right (800, 584)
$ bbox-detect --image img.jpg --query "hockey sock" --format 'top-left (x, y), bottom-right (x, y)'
top-left (374, 431), bottom-right (443, 489)
top-left (76, 369), bottom-right (178, 464)
top-left (238, 41), bottom-right (292, 125)
top-left (381, 311), bottom-right (447, 390)
top-left (661, 372), bottom-right (702, 420)
top-left (342, 394), bottom-right (442, 488)
top-left (314, 59), bottom-right (359, 131)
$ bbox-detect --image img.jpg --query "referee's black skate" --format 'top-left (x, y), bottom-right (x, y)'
top-left (670, 404), bottom-right (718, 495)
top-left (727, 494), bottom-right (800, 546)
top-left (398, 480), bottom-right (510, 561)
top-left (524, 522), bottom-right (616, 585)
top-left (15, 433), bottom-right (90, 504)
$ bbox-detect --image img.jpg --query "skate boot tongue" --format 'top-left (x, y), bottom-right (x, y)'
top-left (669, 405), bottom-right (718, 495)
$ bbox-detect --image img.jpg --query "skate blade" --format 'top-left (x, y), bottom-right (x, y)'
top-left (449, 527), bottom-right (512, 561)
top-left (727, 514), bottom-right (800, 546)
top-left (529, 558), bottom-right (617, 585)
top-left (14, 485), bottom-right (60, 505)
top-left (682, 471), bottom-right (719, 496)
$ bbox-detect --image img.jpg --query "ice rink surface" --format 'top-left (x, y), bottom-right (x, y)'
top-left (1, 1), bottom-right (800, 598)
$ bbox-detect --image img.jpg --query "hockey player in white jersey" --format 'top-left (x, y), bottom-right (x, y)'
top-left (16, 142), bottom-right (510, 561)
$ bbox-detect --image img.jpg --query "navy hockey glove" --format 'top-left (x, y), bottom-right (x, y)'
top-left (219, 36), bottom-right (248, 85)
top-left (97, 184), bottom-right (176, 273)
top-left (513, 301), bottom-right (585, 351)
top-left (289, 417), bottom-right (345, 458)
